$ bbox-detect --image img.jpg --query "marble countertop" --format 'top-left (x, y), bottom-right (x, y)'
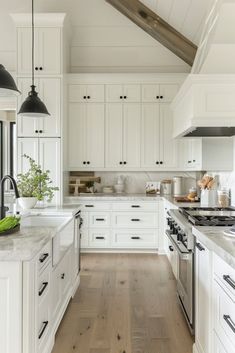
top-left (0, 204), bottom-right (80, 262)
top-left (193, 226), bottom-right (235, 270)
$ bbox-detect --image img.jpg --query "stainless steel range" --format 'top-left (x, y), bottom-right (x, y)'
top-left (166, 206), bottom-right (235, 334)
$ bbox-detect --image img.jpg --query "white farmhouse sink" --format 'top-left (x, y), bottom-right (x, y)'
top-left (21, 215), bottom-right (71, 230)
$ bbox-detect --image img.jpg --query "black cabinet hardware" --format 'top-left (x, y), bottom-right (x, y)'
top-left (120, 96), bottom-right (123, 99)
top-left (87, 161), bottom-right (90, 165)
top-left (124, 96), bottom-right (127, 99)
top-left (39, 253), bottom-right (49, 263)
top-left (83, 161), bottom-right (86, 165)
top-left (61, 273), bottom-right (65, 279)
top-left (131, 218), bottom-right (140, 221)
top-left (169, 245), bottom-right (174, 252)
top-left (85, 205), bottom-right (94, 207)
top-left (156, 161), bottom-right (159, 165)
top-left (39, 130), bottom-right (43, 133)
top-left (35, 130), bottom-right (38, 133)
top-left (160, 161), bottom-right (163, 164)
top-left (96, 218), bottom-right (105, 221)
top-left (156, 96), bottom-right (159, 99)
top-left (223, 315), bottom-right (235, 333)
top-left (87, 96), bottom-right (90, 99)
top-left (83, 96), bottom-right (86, 99)
top-left (223, 275), bottom-right (235, 290)
top-left (193, 160), bottom-right (196, 162)
top-left (160, 95), bottom-right (163, 99)
top-left (123, 161), bottom-right (127, 165)
top-left (39, 67), bottom-right (43, 71)
top-left (120, 161), bottom-right (123, 165)
top-left (131, 236), bottom-right (140, 240)
top-left (35, 67), bottom-right (38, 70)
top-left (96, 236), bottom-right (105, 239)
top-left (131, 205), bottom-right (140, 208)
top-left (38, 282), bottom-right (48, 296)
top-left (38, 321), bottom-right (49, 339)
top-left (196, 242), bottom-right (205, 251)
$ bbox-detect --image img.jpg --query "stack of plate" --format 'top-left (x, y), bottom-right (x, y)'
top-left (102, 186), bottom-right (114, 194)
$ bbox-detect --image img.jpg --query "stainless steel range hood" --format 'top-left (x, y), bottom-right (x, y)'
top-left (171, 75), bottom-right (235, 138)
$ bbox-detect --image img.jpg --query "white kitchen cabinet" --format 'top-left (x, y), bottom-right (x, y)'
top-left (141, 103), bottom-right (178, 169)
top-left (106, 84), bottom-right (141, 102)
top-left (213, 332), bottom-right (229, 353)
top-left (17, 78), bottom-right (61, 137)
top-left (68, 103), bottom-right (105, 169)
top-left (105, 103), bottom-right (141, 168)
top-left (17, 27), bottom-right (61, 76)
top-left (195, 239), bottom-right (212, 353)
top-left (142, 84), bottom-right (178, 102)
top-left (167, 239), bottom-right (178, 279)
top-left (89, 229), bottom-right (110, 248)
top-left (17, 138), bottom-right (61, 205)
top-left (68, 84), bottom-right (104, 103)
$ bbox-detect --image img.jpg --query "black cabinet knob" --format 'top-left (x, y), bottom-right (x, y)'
top-left (193, 159), bottom-right (196, 162)
top-left (120, 96), bottom-right (123, 99)
top-left (61, 273), bottom-right (65, 279)
top-left (39, 130), bottom-right (43, 133)
top-left (160, 95), bottom-right (163, 99)
top-left (87, 96), bottom-right (90, 99)
top-left (124, 96), bottom-right (127, 99)
top-left (160, 161), bottom-right (163, 165)
top-left (156, 96), bottom-right (159, 99)
top-left (119, 161), bottom-right (123, 165)
top-left (35, 67), bottom-right (38, 71)
top-left (35, 130), bottom-right (38, 133)
top-left (87, 161), bottom-right (90, 165)
top-left (83, 96), bottom-right (86, 99)
top-left (39, 67), bottom-right (43, 71)
top-left (123, 161), bottom-right (127, 165)
top-left (156, 161), bottom-right (159, 165)
top-left (83, 161), bottom-right (86, 165)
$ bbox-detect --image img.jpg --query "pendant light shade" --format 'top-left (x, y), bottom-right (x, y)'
top-left (18, 0), bottom-right (50, 118)
top-left (0, 64), bottom-right (20, 96)
top-left (18, 85), bottom-right (50, 117)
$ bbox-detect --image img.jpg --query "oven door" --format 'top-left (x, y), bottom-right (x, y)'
top-left (177, 250), bottom-right (194, 330)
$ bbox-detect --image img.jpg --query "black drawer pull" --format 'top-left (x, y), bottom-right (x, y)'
top-left (169, 245), bottom-right (174, 252)
top-left (38, 321), bottom-right (49, 339)
top-left (131, 236), bottom-right (140, 240)
top-left (131, 218), bottom-right (140, 222)
top-left (35, 67), bottom-right (38, 70)
top-left (223, 275), bottom-right (235, 290)
top-left (39, 253), bottom-right (49, 263)
top-left (96, 236), bottom-right (105, 239)
top-left (196, 242), bottom-right (205, 251)
top-left (96, 218), bottom-right (105, 221)
top-left (223, 315), bottom-right (235, 333)
top-left (38, 282), bottom-right (48, 296)
top-left (131, 205), bottom-right (140, 208)
top-left (85, 205), bottom-right (94, 207)
top-left (35, 130), bottom-right (38, 133)
top-left (61, 273), bottom-right (65, 279)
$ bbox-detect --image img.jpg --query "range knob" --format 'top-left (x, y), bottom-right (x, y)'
top-left (177, 231), bottom-right (184, 241)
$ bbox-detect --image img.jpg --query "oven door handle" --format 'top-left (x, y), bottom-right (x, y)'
top-left (165, 229), bottom-right (191, 260)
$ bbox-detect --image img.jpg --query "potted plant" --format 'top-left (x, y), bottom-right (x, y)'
top-left (17, 154), bottom-right (59, 209)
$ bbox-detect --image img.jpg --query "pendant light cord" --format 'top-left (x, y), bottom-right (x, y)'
top-left (32, 0), bottom-right (34, 87)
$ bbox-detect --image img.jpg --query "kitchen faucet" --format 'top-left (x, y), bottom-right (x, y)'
top-left (0, 175), bottom-right (20, 219)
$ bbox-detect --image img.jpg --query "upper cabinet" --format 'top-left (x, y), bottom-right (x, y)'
top-left (106, 84), bottom-right (141, 103)
top-left (17, 27), bottom-right (62, 76)
top-left (142, 84), bottom-right (179, 103)
top-left (17, 77), bottom-right (61, 137)
top-left (68, 84), bottom-right (105, 103)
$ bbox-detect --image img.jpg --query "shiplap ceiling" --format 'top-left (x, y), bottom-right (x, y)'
top-left (0, 0), bottom-right (215, 73)
top-left (141, 0), bottom-right (214, 44)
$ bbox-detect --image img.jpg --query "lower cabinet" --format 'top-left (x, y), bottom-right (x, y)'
top-left (80, 200), bottom-right (159, 251)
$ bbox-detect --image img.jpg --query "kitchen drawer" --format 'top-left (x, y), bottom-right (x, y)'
top-left (80, 227), bottom-right (89, 248)
top-left (37, 241), bottom-right (52, 273)
top-left (89, 212), bottom-right (110, 228)
top-left (81, 202), bottom-right (112, 211)
top-left (112, 229), bottom-right (158, 248)
top-left (213, 279), bottom-right (235, 350)
top-left (89, 229), bottom-right (110, 248)
top-left (112, 201), bottom-right (158, 212)
top-left (213, 253), bottom-right (235, 298)
top-left (38, 262), bottom-right (51, 304)
top-left (213, 331), bottom-right (231, 353)
top-left (112, 212), bottom-right (158, 228)
top-left (37, 293), bottom-right (51, 352)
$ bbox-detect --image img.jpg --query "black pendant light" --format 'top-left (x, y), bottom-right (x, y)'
top-left (18, 0), bottom-right (50, 117)
top-left (0, 64), bottom-right (20, 96)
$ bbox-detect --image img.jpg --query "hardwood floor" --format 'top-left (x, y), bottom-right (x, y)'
top-left (52, 254), bottom-right (193, 353)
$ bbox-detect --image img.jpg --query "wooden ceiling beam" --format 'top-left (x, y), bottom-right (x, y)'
top-left (105, 0), bottom-right (197, 66)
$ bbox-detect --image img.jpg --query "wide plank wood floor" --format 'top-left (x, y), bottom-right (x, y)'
top-left (52, 254), bottom-right (193, 353)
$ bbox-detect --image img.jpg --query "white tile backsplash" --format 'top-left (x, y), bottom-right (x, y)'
top-left (94, 171), bottom-right (198, 194)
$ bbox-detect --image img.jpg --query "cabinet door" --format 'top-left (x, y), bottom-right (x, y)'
top-left (68, 85), bottom-right (104, 103)
top-left (105, 104), bottom-right (123, 168)
top-left (17, 78), bottom-right (39, 137)
top-left (159, 104), bottom-right (178, 168)
top-left (142, 84), bottom-right (160, 102)
top-left (86, 104), bottom-right (105, 168)
top-left (123, 104), bottom-right (141, 168)
top-left (17, 28), bottom-right (34, 75)
top-left (39, 138), bottom-right (61, 205)
top-left (17, 138), bottom-right (39, 174)
top-left (106, 85), bottom-right (123, 102)
top-left (38, 78), bottom-right (61, 137)
top-left (123, 84), bottom-right (141, 102)
top-left (191, 139), bottom-right (202, 169)
top-left (68, 103), bottom-right (87, 168)
top-left (86, 85), bottom-right (105, 102)
top-left (141, 104), bottom-right (160, 168)
top-left (37, 27), bottom-right (61, 75)
top-left (195, 240), bottom-right (211, 353)
top-left (159, 84), bottom-right (179, 102)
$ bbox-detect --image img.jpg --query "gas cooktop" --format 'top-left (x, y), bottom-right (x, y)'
top-left (179, 207), bottom-right (235, 226)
